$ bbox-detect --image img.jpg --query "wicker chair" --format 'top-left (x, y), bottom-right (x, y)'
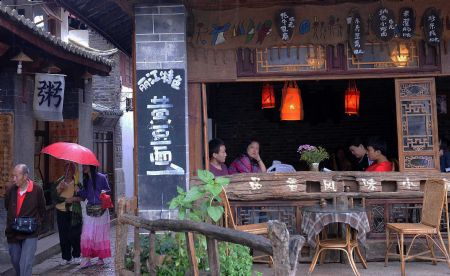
top-left (384, 179), bottom-right (450, 276)
top-left (219, 187), bottom-right (273, 265)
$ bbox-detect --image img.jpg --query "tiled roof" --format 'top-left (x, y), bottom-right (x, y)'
top-left (92, 103), bottom-right (123, 117)
top-left (0, 5), bottom-right (114, 67)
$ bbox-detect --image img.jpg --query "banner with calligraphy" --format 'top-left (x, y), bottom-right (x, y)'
top-left (372, 7), bottom-right (396, 42)
top-left (349, 10), bottom-right (365, 56)
top-left (33, 73), bottom-right (65, 121)
top-left (136, 69), bottom-right (187, 210)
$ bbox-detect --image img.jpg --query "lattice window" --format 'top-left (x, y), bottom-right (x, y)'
top-left (395, 78), bottom-right (439, 171)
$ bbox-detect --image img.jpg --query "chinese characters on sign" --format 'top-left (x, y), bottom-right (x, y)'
top-left (137, 69), bottom-right (182, 92)
top-left (277, 9), bottom-right (295, 42)
top-left (422, 7), bottom-right (442, 46)
top-left (349, 11), bottom-right (365, 56)
top-left (136, 69), bottom-right (187, 209)
top-left (399, 7), bottom-right (415, 39)
top-left (249, 177), bottom-right (262, 190)
top-left (372, 7), bottom-right (396, 41)
top-left (360, 178), bottom-right (378, 191)
top-left (322, 180), bottom-right (337, 192)
top-left (33, 73), bottom-right (65, 121)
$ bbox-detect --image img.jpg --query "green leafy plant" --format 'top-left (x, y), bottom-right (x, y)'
top-left (125, 234), bottom-right (253, 276)
top-left (297, 144), bottom-right (329, 165)
top-left (169, 169), bottom-right (230, 223)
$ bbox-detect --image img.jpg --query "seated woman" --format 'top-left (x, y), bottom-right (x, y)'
top-left (365, 137), bottom-right (392, 172)
top-left (348, 137), bottom-right (371, 171)
top-left (208, 138), bottom-right (229, 176)
top-left (229, 139), bottom-right (267, 174)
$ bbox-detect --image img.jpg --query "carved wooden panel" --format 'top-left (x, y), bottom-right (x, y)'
top-left (395, 78), bottom-right (440, 172)
top-left (0, 113), bottom-right (13, 197)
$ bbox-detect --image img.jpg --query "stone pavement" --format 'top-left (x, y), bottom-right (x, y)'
top-left (31, 224), bottom-right (119, 276)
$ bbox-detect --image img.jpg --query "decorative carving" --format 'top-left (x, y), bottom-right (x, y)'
top-left (404, 155), bottom-right (435, 169)
top-left (286, 177), bottom-right (298, 191)
top-left (399, 83), bottom-right (431, 97)
top-left (359, 178), bottom-right (381, 192)
top-left (321, 179), bottom-right (338, 192)
top-left (370, 205), bottom-right (385, 233)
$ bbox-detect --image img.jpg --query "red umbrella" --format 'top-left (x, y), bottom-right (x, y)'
top-left (41, 142), bottom-right (100, 166)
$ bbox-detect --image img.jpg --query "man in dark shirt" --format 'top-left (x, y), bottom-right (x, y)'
top-left (5, 164), bottom-right (46, 276)
top-left (349, 138), bottom-right (370, 171)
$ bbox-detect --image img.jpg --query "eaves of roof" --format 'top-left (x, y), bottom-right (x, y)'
top-left (0, 5), bottom-right (114, 68)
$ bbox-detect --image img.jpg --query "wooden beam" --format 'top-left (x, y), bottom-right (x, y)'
top-left (0, 16), bottom-right (111, 73)
top-left (57, 0), bottom-right (131, 55)
top-left (110, 0), bottom-right (133, 17)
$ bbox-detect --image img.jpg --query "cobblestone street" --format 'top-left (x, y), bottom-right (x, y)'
top-left (31, 226), bottom-right (118, 276)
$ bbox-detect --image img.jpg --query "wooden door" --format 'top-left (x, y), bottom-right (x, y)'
top-left (395, 78), bottom-right (440, 172)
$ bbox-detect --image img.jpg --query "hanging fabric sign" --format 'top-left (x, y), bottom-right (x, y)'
top-left (422, 7), bottom-right (442, 46)
top-left (399, 7), bottom-right (415, 39)
top-left (33, 73), bottom-right (65, 121)
top-left (372, 7), bottom-right (396, 41)
top-left (276, 9), bottom-right (295, 42)
top-left (349, 11), bottom-right (365, 56)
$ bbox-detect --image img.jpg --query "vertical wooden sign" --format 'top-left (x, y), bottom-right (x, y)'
top-left (0, 113), bottom-right (14, 197)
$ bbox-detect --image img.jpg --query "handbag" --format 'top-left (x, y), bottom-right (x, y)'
top-left (100, 193), bottom-right (114, 209)
top-left (11, 217), bottom-right (37, 234)
top-left (86, 204), bottom-right (106, 217)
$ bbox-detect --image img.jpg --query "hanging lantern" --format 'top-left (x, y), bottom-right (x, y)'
top-left (345, 80), bottom-right (360, 115)
top-left (261, 83), bottom-right (275, 109)
top-left (280, 81), bottom-right (303, 120)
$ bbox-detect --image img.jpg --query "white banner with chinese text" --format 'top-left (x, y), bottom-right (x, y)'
top-left (33, 73), bottom-right (66, 121)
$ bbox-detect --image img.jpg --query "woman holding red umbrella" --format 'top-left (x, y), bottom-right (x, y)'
top-left (77, 165), bottom-right (111, 268)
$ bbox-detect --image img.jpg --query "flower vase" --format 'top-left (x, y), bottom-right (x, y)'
top-left (310, 162), bottom-right (319, 171)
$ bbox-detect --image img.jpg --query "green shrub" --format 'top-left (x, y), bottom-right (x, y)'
top-left (125, 233), bottom-right (253, 276)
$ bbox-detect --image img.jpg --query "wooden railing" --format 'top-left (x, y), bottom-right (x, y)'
top-left (115, 197), bottom-right (305, 276)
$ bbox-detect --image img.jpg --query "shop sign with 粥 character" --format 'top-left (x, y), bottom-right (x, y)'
top-left (422, 7), bottom-right (442, 46)
top-left (33, 73), bottom-right (65, 121)
top-left (349, 10), bottom-right (365, 56)
top-left (276, 9), bottom-right (295, 42)
top-left (372, 7), bottom-right (396, 42)
top-left (136, 69), bottom-right (187, 209)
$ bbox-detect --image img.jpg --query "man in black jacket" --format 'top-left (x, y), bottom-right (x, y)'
top-left (5, 164), bottom-right (46, 276)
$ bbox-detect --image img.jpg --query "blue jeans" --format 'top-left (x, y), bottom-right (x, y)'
top-left (8, 238), bottom-right (37, 276)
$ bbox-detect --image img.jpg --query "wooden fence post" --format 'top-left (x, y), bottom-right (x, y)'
top-left (134, 226), bottom-right (141, 276)
top-left (186, 232), bottom-right (199, 276)
top-left (115, 198), bottom-right (126, 273)
top-left (206, 237), bottom-right (220, 276)
top-left (268, 220), bottom-right (304, 276)
top-left (148, 231), bottom-right (157, 276)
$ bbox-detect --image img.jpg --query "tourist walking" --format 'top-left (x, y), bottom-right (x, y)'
top-left (5, 164), bottom-right (46, 276)
top-left (77, 165), bottom-right (111, 268)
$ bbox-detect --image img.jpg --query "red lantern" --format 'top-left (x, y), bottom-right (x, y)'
top-left (280, 81), bottom-right (303, 121)
top-left (261, 83), bottom-right (275, 109)
top-left (345, 80), bottom-right (360, 115)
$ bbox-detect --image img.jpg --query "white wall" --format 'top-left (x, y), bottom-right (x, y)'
top-left (120, 86), bottom-right (134, 197)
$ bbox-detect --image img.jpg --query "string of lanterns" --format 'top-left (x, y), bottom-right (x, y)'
top-left (261, 79), bottom-right (361, 119)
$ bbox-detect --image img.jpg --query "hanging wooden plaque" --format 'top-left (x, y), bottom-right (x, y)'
top-left (399, 7), bottom-right (415, 40)
top-left (276, 9), bottom-right (295, 42)
top-left (349, 11), bottom-right (365, 56)
top-left (0, 113), bottom-right (13, 197)
top-left (372, 7), bottom-right (396, 42)
top-left (422, 7), bottom-right (442, 46)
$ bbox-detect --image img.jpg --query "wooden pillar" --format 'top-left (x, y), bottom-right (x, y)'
top-left (188, 82), bottom-right (205, 176)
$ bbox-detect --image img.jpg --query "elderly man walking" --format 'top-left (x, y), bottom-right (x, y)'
top-left (4, 164), bottom-right (46, 276)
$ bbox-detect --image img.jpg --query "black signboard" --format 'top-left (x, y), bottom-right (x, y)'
top-left (276, 9), bottom-right (295, 42)
top-left (422, 7), bottom-right (442, 46)
top-left (399, 7), bottom-right (415, 39)
top-left (136, 69), bottom-right (187, 210)
top-left (349, 11), bottom-right (365, 56)
top-left (372, 7), bottom-right (396, 41)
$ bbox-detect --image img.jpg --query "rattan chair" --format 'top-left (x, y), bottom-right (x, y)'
top-left (219, 187), bottom-right (273, 265)
top-left (384, 179), bottom-right (450, 276)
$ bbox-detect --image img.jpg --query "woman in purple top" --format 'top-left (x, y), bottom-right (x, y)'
top-left (229, 139), bottom-right (267, 174)
top-left (209, 138), bottom-right (229, 176)
top-left (77, 165), bottom-right (111, 268)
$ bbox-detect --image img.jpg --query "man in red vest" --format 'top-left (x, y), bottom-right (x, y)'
top-left (5, 164), bottom-right (46, 276)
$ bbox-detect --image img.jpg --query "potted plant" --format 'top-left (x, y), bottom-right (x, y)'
top-left (297, 144), bottom-right (329, 171)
